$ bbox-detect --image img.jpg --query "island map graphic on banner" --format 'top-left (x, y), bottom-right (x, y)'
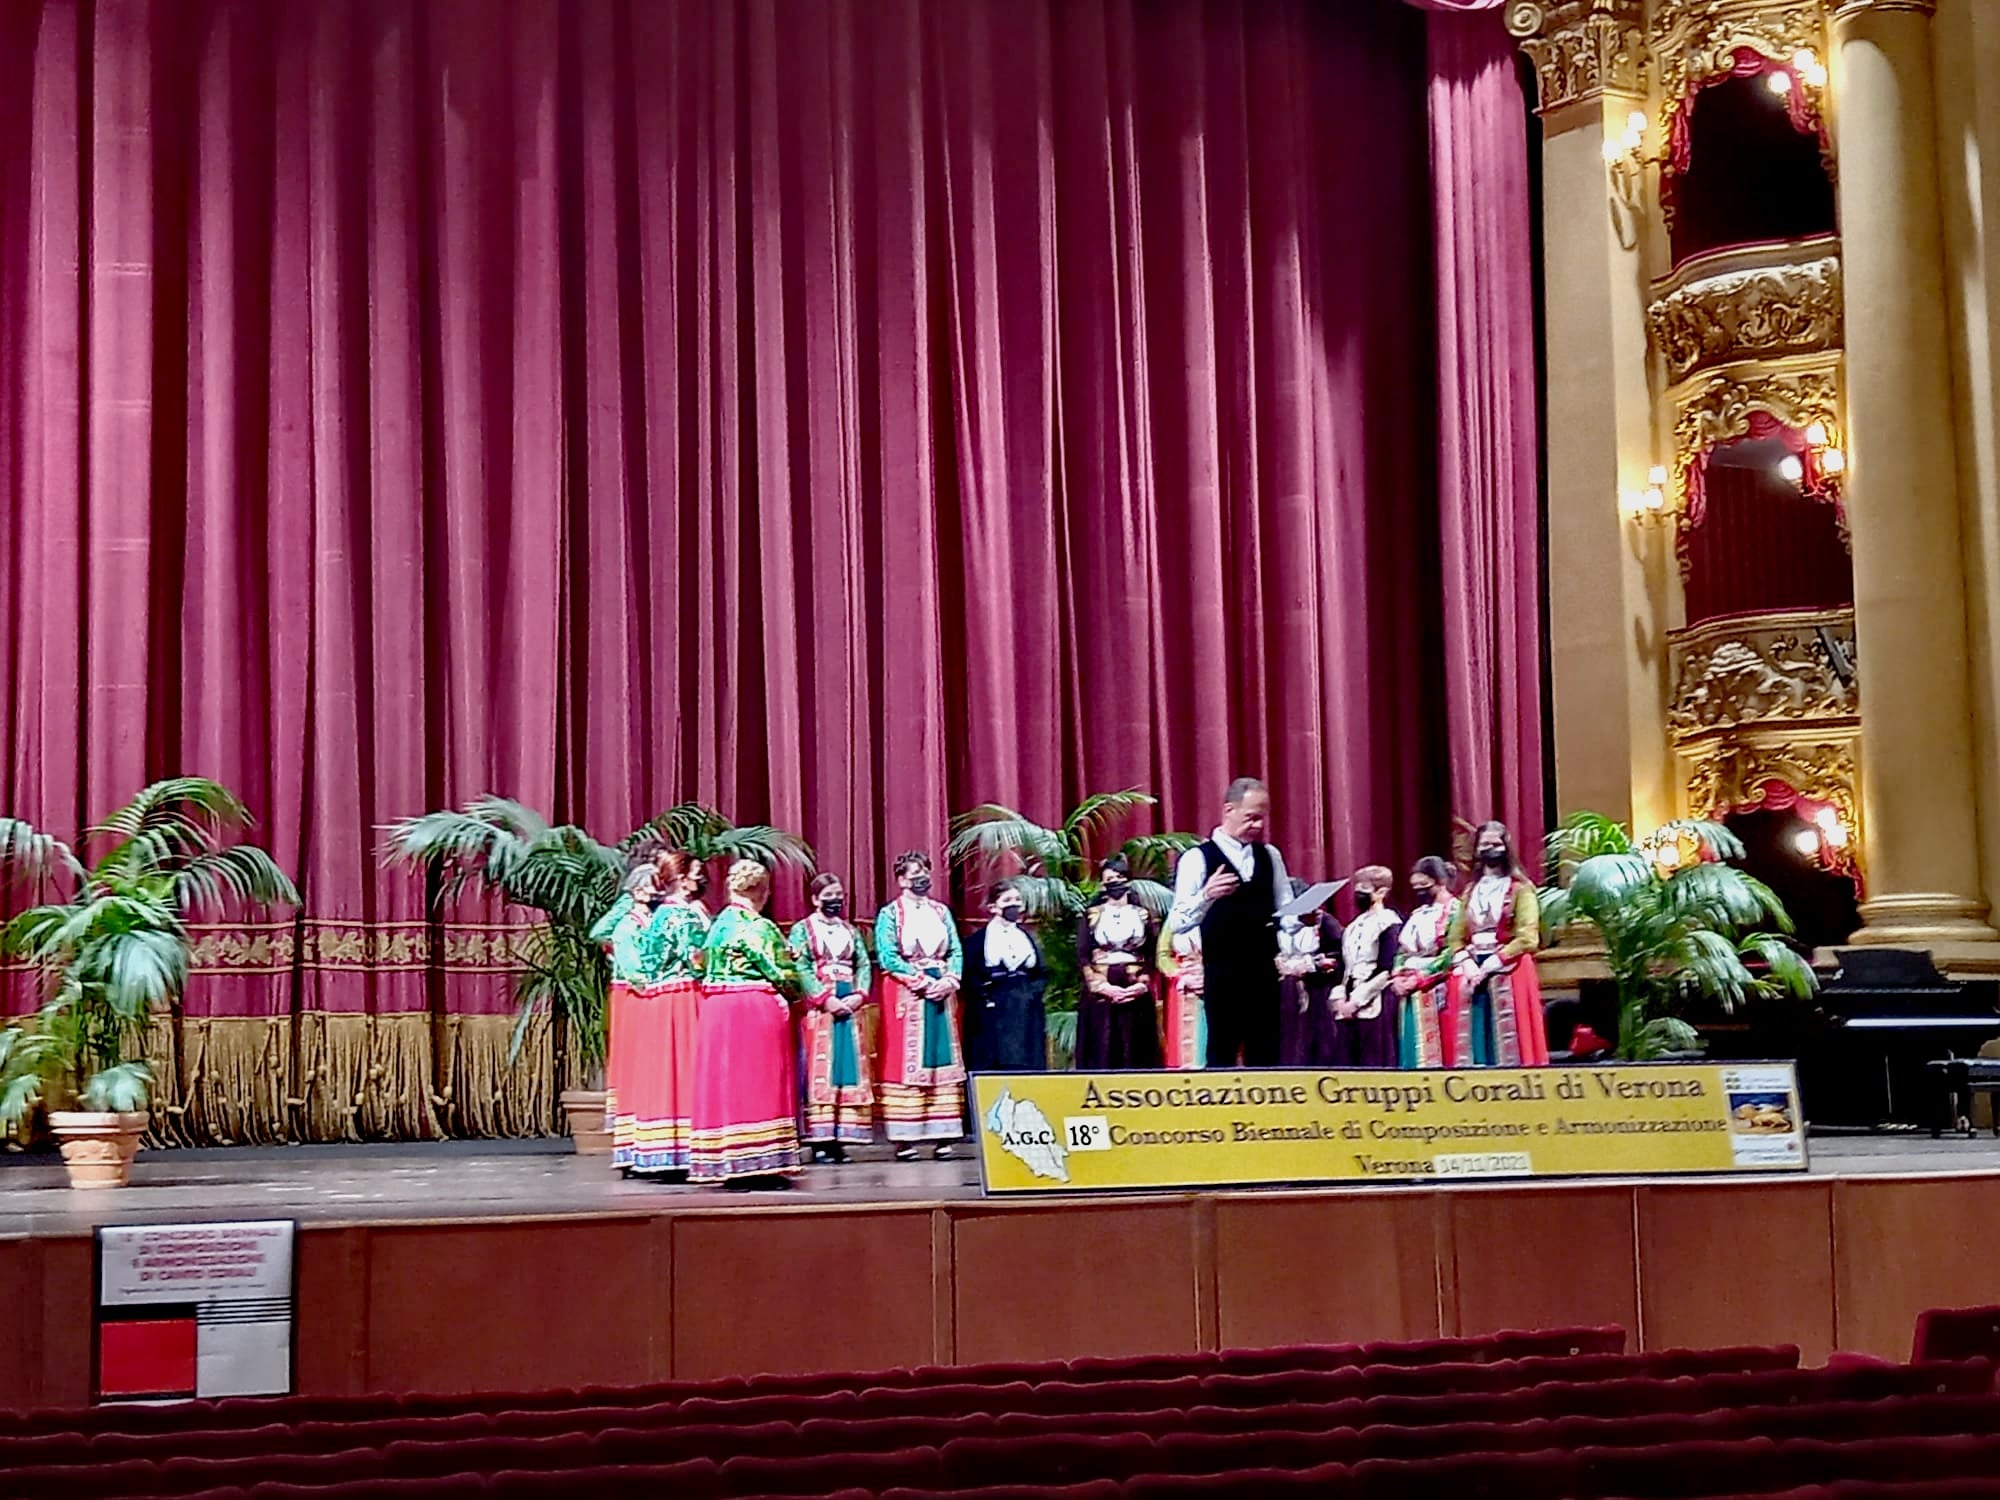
top-left (972, 1064), bottom-right (1806, 1195)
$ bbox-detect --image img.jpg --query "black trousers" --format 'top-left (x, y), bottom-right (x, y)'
top-left (1205, 966), bottom-right (1281, 1067)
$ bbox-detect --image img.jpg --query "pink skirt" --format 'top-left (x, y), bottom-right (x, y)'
top-left (613, 977), bottom-right (700, 1173)
top-left (689, 980), bottom-right (801, 1182)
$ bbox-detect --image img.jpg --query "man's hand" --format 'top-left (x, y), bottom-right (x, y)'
top-left (1201, 868), bottom-right (1240, 903)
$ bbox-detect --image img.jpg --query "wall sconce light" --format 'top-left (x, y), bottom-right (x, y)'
top-left (1813, 804), bottom-right (1849, 850)
top-left (1603, 110), bottom-right (1656, 213)
top-left (1766, 50), bottom-right (1827, 97)
top-left (1621, 464), bottom-right (1672, 527)
top-left (1778, 424), bottom-right (1847, 493)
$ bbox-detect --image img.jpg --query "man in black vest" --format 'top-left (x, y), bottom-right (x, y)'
top-left (1166, 777), bottom-right (1295, 1067)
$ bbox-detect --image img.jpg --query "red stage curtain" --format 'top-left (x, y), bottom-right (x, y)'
top-left (1425, 8), bottom-right (1545, 870)
top-left (0, 0), bottom-right (1530, 1140)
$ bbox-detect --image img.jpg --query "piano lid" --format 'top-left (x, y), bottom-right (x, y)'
top-left (1824, 948), bottom-right (1949, 990)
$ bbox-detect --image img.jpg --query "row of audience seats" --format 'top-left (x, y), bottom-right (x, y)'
top-left (7, 1314), bottom-right (2000, 1500)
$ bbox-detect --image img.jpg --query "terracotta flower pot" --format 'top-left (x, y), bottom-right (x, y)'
top-left (48, 1111), bottom-right (149, 1189)
top-left (558, 1089), bottom-right (613, 1155)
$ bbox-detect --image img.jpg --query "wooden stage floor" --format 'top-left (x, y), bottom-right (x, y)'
top-left (2, 1132), bottom-right (2000, 1235)
top-left (8, 1134), bottom-right (2000, 1408)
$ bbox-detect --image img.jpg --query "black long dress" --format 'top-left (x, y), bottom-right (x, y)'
top-left (1278, 912), bottom-right (1345, 1066)
top-left (1075, 898), bottom-right (1160, 1070)
top-left (963, 922), bottom-right (1048, 1072)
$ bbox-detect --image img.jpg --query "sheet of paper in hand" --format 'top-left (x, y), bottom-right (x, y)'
top-left (1277, 880), bottom-right (1347, 919)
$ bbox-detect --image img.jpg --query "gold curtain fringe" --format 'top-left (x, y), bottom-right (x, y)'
top-left (296, 1012), bottom-right (442, 1143)
top-left (173, 1016), bottom-right (294, 1147)
top-left (142, 1010), bottom-right (188, 1148)
top-left (437, 1013), bottom-right (558, 1139)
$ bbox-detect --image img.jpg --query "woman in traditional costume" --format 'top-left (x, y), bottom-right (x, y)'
top-left (588, 853), bottom-right (661, 1170)
top-left (1075, 857), bottom-right (1159, 1070)
top-left (787, 872), bottom-right (873, 1162)
top-left (1392, 856), bottom-right (1458, 1068)
top-left (874, 850), bottom-right (966, 1160)
top-left (963, 879), bottom-right (1047, 1072)
top-left (1158, 926), bottom-right (1206, 1069)
top-left (1445, 822), bottom-right (1550, 1067)
top-left (1331, 865), bottom-right (1400, 1068)
top-left (1277, 880), bottom-right (1342, 1066)
top-left (689, 860), bottom-right (802, 1185)
top-left (616, 851), bottom-right (709, 1175)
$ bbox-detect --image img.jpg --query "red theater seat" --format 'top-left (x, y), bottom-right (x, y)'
top-left (1917, 1310), bottom-right (2000, 1367)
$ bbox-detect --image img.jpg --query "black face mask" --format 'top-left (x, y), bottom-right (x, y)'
top-left (998, 905), bottom-right (1025, 924)
top-left (1355, 890), bottom-right (1376, 911)
top-left (1479, 848), bottom-right (1508, 870)
top-left (1104, 883), bottom-right (1130, 902)
top-left (1411, 886), bottom-right (1435, 906)
top-left (819, 897), bottom-right (845, 918)
top-left (908, 874), bottom-right (932, 896)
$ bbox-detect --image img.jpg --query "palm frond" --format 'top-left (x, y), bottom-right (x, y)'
top-left (1565, 852), bottom-right (1654, 919)
top-left (0, 818), bottom-right (85, 887)
top-left (172, 846), bottom-right (301, 918)
top-left (1117, 833), bottom-right (1198, 884)
top-left (1741, 934), bottom-right (1819, 1000)
top-left (692, 824), bottom-right (816, 876)
top-left (945, 807), bottom-right (1067, 871)
top-left (623, 802), bottom-right (729, 854)
top-left (1062, 791), bottom-right (1156, 859)
top-left (1046, 1008), bottom-right (1079, 1068)
top-left (1627, 1016), bottom-right (1703, 1061)
top-left (1129, 877), bottom-right (1177, 920)
top-left (80, 1060), bottom-right (153, 1113)
top-left (1544, 811), bottom-right (1635, 873)
top-left (99, 926), bottom-right (191, 1020)
top-left (90, 777), bottom-right (254, 843)
top-left (1009, 874), bottom-right (1088, 921)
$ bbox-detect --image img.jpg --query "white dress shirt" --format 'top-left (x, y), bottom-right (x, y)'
top-left (982, 919), bottom-right (1038, 971)
top-left (1167, 827), bottom-right (1293, 935)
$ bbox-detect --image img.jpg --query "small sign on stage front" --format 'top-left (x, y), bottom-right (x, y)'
top-left (95, 1219), bottom-right (296, 1402)
top-left (971, 1063), bottom-right (1806, 1195)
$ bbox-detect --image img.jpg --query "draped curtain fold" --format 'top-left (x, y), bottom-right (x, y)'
top-left (0, 0), bottom-right (1538, 1142)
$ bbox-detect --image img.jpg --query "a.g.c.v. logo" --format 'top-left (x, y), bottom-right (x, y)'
top-left (983, 1088), bottom-right (1070, 1182)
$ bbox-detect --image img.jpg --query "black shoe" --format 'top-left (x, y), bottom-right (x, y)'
top-left (809, 1145), bottom-right (832, 1164)
top-left (933, 1144), bottom-right (956, 1160)
top-left (894, 1145), bottom-right (920, 1162)
top-left (826, 1143), bottom-right (849, 1164)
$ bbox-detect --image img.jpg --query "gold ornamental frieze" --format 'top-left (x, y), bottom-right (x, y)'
top-left (1667, 605), bottom-right (1857, 744)
top-left (1506, 0), bottom-right (1649, 114)
top-left (1648, 239), bottom-right (1841, 383)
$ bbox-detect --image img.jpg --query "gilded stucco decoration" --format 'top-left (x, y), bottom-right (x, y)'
top-left (1648, 251), bottom-right (1842, 383)
top-left (1667, 607), bottom-right (1857, 741)
top-left (1669, 360), bottom-right (1843, 540)
top-left (1684, 737), bottom-right (1860, 850)
top-left (1650, 1), bottom-right (1835, 225)
top-left (1505, 0), bottom-right (1648, 113)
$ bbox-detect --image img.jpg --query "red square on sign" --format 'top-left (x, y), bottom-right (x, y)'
top-left (99, 1319), bottom-right (197, 1398)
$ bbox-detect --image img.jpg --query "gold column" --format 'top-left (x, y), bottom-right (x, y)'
top-left (1511, 1), bottom-right (1676, 836)
top-left (1831, 0), bottom-right (2000, 952)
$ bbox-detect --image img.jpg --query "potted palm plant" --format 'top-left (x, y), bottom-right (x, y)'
top-left (0, 779), bottom-right (298, 1187)
top-left (1539, 811), bottom-right (1818, 1060)
top-left (382, 798), bottom-right (813, 1148)
top-left (382, 798), bottom-right (626, 1148)
top-left (947, 791), bottom-right (1194, 1064)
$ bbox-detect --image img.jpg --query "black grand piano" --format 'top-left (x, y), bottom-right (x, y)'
top-left (1574, 949), bottom-right (2000, 1129)
top-left (1706, 949), bottom-right (2000, 1128)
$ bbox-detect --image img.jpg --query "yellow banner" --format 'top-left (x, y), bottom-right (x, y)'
top-left (971, 1063), bottom-right (1806, 1194)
